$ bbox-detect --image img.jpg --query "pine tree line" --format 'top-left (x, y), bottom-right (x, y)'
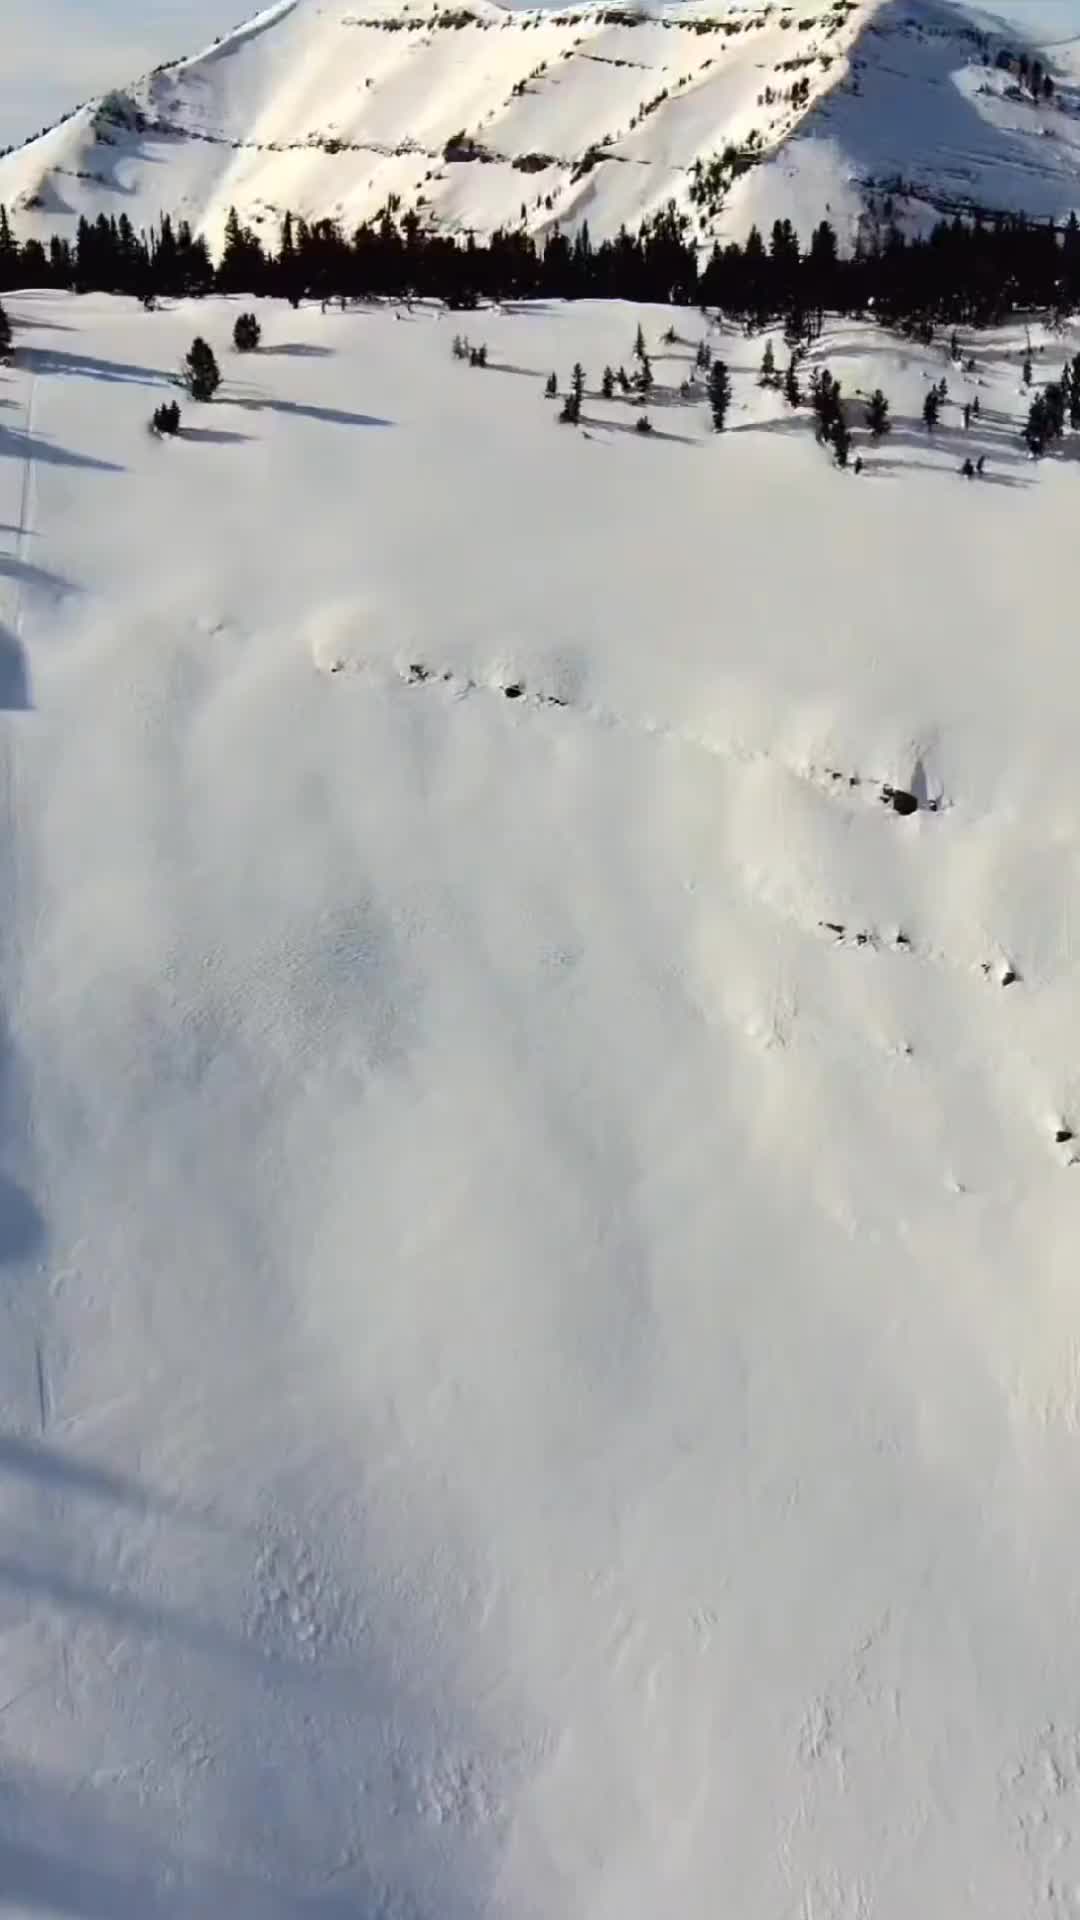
top-left (6, 197), bottom-right (1080, 324)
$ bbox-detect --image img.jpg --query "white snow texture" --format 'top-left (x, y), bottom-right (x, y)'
top-left (2, 286), bottom-right (1080, 1918)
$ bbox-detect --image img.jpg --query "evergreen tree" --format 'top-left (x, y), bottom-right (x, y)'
top-left (865, 389), bottom-right (890, 438)
top-left (694, 338), bottom-right (712, 372)
top-left (559, 388), bottom-right (581, 426)
top-left (922, 386), bottom-right (941, 432)
top-left (634, 350), bottom-right (653, 396)
top-left (469, 344), bottom-right (488, 367)
top-left (601, 365), bottom-right (615, 400)
top-left (1025, 392), bottom-right (1050, 456)
top-left (571, 362), bottom-right (585, 405)
top-left (617, 366), bottom-right (631, 394)
top-left (0, 298), bottom-right (11, 363)
top-left (635, 414), bottom-right (654, 434)
top-left (831, 415), bottom-right (851, 468)
top-left (1044, 379), bottom-right (1066, 439)
top-left (708, 359), bottom-right (732, 431)
top-left (1022, 355), bottom-right (1033, 387)
top-left (233, 311), bottom-right (261, 353)
top-left (1070, 356), bottom-right (1080, 429)
top-left (545, 371), bottom-right (557, 397)
top-left (181, 337), bottom-right (222, 401)
top-left (812, 368), bottom-right (842, 440)
top-left (759, 339), bottom-right (777, 387)
top-left (784, 356), bottom-right (801, 407)
top-left (633, 322), bottom-right (647, 363)
top-left (0, 205), bottom-right (17, 290)
top-left (151, 400), bottom-right (181, 436)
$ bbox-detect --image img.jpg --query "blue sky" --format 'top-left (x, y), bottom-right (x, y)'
top-left (3, 0), bottom-right (1080, 149)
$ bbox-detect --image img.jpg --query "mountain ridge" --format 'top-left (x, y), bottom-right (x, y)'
top-left (2, 0), bottom-right (1079, 253)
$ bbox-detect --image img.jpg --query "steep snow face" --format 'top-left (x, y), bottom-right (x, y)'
top-left (3, 286), bottom-right (1080, 1918)
top-left (2, 0), bottom-right (1079, 251)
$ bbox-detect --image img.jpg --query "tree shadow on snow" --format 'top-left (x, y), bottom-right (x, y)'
top-left (178, 427), bottom-right (253, 446)
top-left (231, 396), bottom-right (392, 428)
top-left (0, 623), bottom-right (31, 712)
top-left (584, 414), bottom-right (699, 446)
top-left (0, 428), bottom-right (123, 475)
top-left (0, 553), bottom-right (78, 599)
top-left (0, 1017), bottom-right (43, 1259)
top-left (21, 345), bottom-right (173, 389)
top-left (261, 343), bottom-right (335, 358)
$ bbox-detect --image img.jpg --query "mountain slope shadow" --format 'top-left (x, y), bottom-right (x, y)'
top-left (785, 0), bottom-right (1080, 223)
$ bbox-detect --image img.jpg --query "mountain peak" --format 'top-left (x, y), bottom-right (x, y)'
top-left (2, 0), bottom-right (1076, 253)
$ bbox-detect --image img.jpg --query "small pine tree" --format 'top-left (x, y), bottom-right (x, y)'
top-left (865, 389), bottom-right (890, 438)
top-left (1070, 356), bottom-right (1080, 429)
top-left (181, 337), bottom-right (221, 401)
top-left (633, 322), bottom-right (647, 364)
top-left (545, 371), bottom-right (557, 398)
top-left (233, 311), bottom-right (261, 353)
top-left (759, 340), bottom-right (778, 388)
top-left (559, 389), bottom-right (581, 426)
top-left (936, 376), bottom-right (948, 403)
top-left (635, 352), bottom-right (653, 396)
top-left (469, 344), bottom-right (488, 367)
top-left (617, 366), bottom-right (631, 394)
top-left (661, 325), bottom-right (677, 345)
top-left (0, 298), bottom-right (12, 363)
top-left (601, 365), bottom-right (615, 400)
top-left (708, 359), bottom-right (732, 431)
top-left (151, 400), bottom-right (181, 436)
top-left (695, 338), bottom-right (712, 372)
top-left (452, 333), bottom-right (469, 361)
top-left (831, 415), bottom-right (851, 468)
top-left (1022, 356), bottom-right (1033, 388)
top-left (635, 414), bottom-right (654, 434)
top-left (571, 362), bottom-right (585, 404)
top-left (784, 356), bottom-right (801, 408)
top-left (922, 387), bottom-right (940, 433)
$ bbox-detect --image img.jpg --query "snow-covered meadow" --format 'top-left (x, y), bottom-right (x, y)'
top-left (2, 289), bottom-right (1080, 1917)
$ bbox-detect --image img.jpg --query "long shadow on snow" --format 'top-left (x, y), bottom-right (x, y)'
top-left (0, 1429), bottom-right (227, 1528)
top-left (0, 1770), bottom-right (423, 1920)
top-left (0, 624), bottom-right (31, 712)
top-left (20, 345), bottom-right (173, 389)
top-left (178, 426), bottom-right (253, 446)
top-left (231, 396), bottom-right (393, 428)
top-left (0, 1015), bottom-right (43, 1259)
top-left (0, 554), bottom-right (78, 599)
top-left (262, 343), bottom-right (335, 358)
top-left (0, 428), bottom-right (123, 475)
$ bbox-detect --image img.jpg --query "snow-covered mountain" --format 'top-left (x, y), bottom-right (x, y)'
top-left (4, 0), bottom-right (1080, 255)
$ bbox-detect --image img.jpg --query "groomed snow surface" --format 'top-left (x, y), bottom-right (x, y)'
top-left (2, 290), bottom-right (1080, 1917)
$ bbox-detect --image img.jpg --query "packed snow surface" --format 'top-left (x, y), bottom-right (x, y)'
top-left (2, 288), bottom-right (1080, 1916)
top-left (7, 0), bottom-right (1080, 250)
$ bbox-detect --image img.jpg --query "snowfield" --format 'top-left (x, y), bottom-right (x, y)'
top-left (2, 288), bottom-right (1080, 1916)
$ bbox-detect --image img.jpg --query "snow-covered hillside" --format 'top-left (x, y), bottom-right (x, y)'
top-left (4, 0), bottom-right (1080, 255)
top-left (2, 285), bottom-right (1080, 1915)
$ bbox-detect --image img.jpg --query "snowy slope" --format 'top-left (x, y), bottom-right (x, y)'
top-left (2, 286), bottom-right (1080, 1915)
top-left (3, 0), bottom-right (1080, 253)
